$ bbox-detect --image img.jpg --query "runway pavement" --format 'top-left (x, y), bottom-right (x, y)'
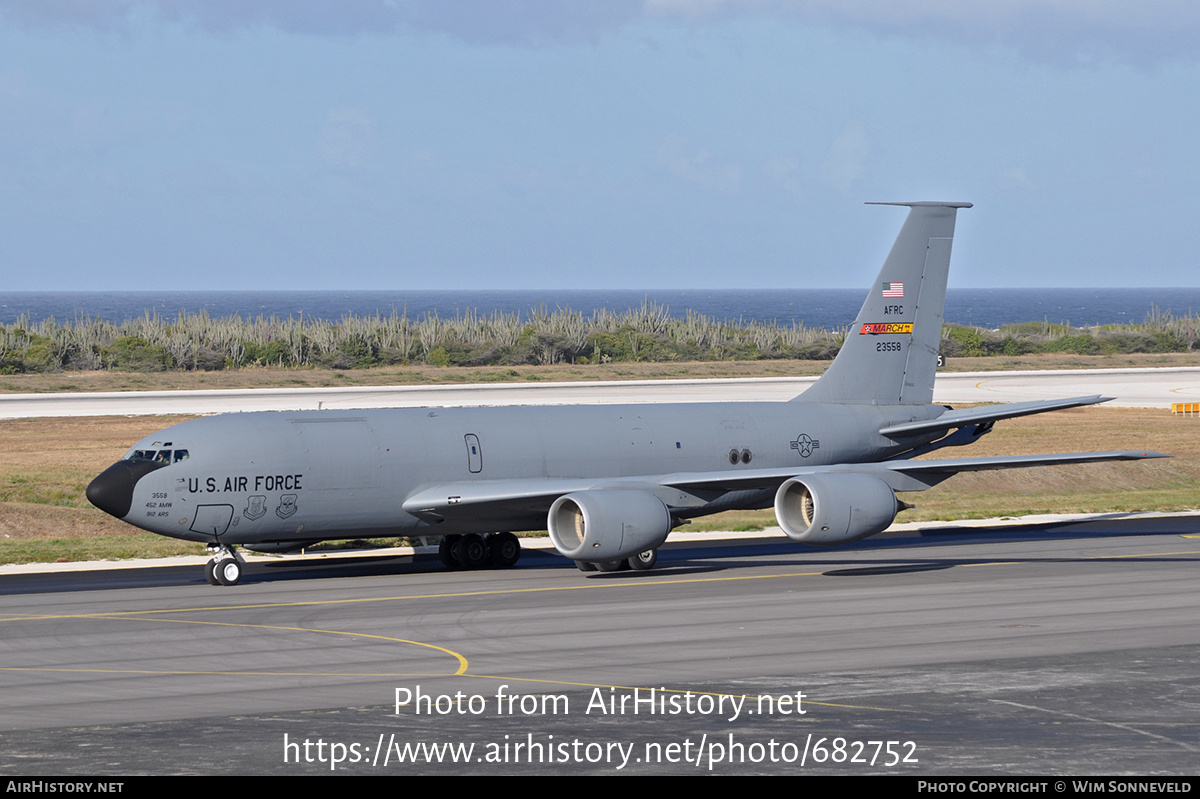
top-left (2, 369), bottom-right (1198, 774)
top-left (1, 522), bottom-right (1198, 775)
top-left (1, 366), bottom-right (1198, 418)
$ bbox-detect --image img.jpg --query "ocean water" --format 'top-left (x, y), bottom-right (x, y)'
top-left (0, 288), bottom-right (1197, 330)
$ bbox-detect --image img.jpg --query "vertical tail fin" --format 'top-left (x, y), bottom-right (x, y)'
top-left (797, 201), bottom-right (971, 406)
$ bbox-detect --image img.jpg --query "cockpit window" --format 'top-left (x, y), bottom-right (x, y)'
top-left (128, 448), bottom-right (184, 464)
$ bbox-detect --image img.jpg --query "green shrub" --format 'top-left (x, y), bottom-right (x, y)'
top-left (944, 325), bottom-right (986, 357)
top-left (102, 336), bottom-right (174, 371)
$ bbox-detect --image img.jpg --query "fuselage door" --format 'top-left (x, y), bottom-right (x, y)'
top-left (465, 434), bottom-right (483, 474)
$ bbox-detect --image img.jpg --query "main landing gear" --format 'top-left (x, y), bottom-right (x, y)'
top-left (575, 548), bottom-right (658, 573)
top-left (204, 545), bottom-right (246, 586)
top-left (438, 533), bottom-right (522, 570)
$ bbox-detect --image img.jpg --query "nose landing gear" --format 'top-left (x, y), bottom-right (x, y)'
top-left (204, 546), bottom-right (245, 586)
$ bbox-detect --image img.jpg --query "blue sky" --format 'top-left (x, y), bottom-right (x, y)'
top-left (1, 1), bottom-right (1197, 290)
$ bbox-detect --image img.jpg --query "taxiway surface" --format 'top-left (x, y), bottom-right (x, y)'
top-left (2, 370), bottom-right (1197, 773)
top-left (1, 366), bottom-right (1197, 418)
top-left (2, 524), bottom-right (1198, 774)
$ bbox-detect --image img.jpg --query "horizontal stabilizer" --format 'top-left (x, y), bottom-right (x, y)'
top-left (879, 395), bottom-right (1111, 438)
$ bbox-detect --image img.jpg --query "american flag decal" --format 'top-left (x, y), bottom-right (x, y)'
top-left (882, 281), bottom-right (904, 298)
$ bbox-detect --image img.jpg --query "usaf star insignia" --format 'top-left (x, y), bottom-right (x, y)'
top-left (790, 433), bottom-right (820, 458)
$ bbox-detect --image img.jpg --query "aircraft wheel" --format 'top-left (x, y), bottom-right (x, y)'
top-left (438, 535), bottom-right (461, 569)
top-left (488, 533), bottom-right (521, 569)
top-left (459, 534), bottom-right (489, 569)
top-left (575, 560), bottom-right (597, 572)
top-left (627, 549), bottom-right (657, 571)
top-left (214, 557), bottom-right (242, 586)
top-left (596, 559), bottom-right (624, 572)
top-left (204, 559), bottom-right (220, 586)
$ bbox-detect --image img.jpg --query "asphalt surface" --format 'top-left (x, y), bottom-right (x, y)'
top-left (2, 519), bottom-right (1198, 775)
top-left (1, 366), bottom-right (1198, 417)
top-left (2, 370), bottom-right (1197, 775)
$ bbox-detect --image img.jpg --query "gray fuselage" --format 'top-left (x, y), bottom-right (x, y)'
top-left (113, 400), bottom-right (943, 546)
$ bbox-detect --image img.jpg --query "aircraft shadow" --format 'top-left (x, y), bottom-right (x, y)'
top-left (3, 513), bottom-right (1196, 595)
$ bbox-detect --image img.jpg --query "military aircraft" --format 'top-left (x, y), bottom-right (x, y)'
top-left (87, 202), bottom-right (1165, 586)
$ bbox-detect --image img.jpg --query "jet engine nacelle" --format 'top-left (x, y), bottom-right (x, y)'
top-left (774, 473), bottom-right (899, 545)
top-left (548, 490), bottom-right (672, 562)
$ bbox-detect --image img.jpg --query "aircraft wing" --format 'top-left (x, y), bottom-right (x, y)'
top-left (656, 449), bottom-right (1168, 493)
top-left (878, 395), bottom-right (1111, 439)
top-left (402, 477), bottom-right (714, 525)
top-left (403, 478), bottom-right (595, 523)
top-left (402, 450), bottom-right (1168, 523)
top-left (854, 449), bottom-right (1168, 491)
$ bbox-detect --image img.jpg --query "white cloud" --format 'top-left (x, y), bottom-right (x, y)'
top-left (645, 0), bottom-right (1200, 66)
top-left (998, 167), bottom-right (1034, 191)
top-left (319, 108), bottom-right (376, 168)
top-left (8, 1), bottom-right (1198, 63)
top-left (764, 155), bottom-right (802, 197)
top-left (0, 0), bottom-right (641, 44)
top-left (657, 134), bottom-right (743, 192)
top-left (821, 125), bottom-right (869, 195)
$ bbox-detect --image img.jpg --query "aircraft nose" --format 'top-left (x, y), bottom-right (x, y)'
top-left (87, 461), bottom-right (150, 519)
